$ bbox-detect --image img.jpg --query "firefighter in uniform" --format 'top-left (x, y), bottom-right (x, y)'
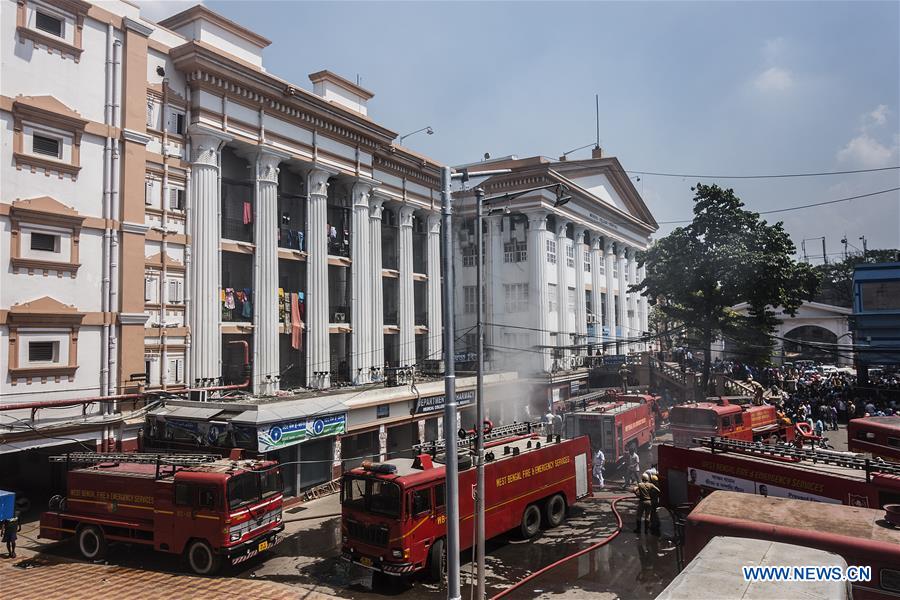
top-left (633, 473), bottom-right (661, 535)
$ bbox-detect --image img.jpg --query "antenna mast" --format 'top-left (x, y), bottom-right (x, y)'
top-left (595, 94), bottom-right (600, 148)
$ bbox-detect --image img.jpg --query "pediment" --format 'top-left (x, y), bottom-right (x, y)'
top-left (8, 297), bottom-right (84, 326)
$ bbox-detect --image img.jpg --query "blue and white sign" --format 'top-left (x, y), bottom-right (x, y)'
top-left (257, 413), bottom-right (346, 452)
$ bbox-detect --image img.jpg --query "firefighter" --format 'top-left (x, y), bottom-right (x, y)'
top-left (593, 448), bottom-right (605, 488)
top-left (633, 473), bottom-right (661, 535)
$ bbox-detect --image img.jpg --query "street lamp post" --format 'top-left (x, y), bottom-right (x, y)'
top-left (399, 126), bottom-right (434, 145)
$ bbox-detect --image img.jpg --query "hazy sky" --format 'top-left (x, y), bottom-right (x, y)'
top-left (137, 1), bottom-right (900, 260)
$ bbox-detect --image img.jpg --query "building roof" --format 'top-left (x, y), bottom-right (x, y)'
top-left (159, 4), bottom-right (272, 49)
top-left (308, 70), bottom-right (374, 100)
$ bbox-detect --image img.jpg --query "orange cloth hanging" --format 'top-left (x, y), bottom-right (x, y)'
top-left (291, 292), bottom-right (302, 350)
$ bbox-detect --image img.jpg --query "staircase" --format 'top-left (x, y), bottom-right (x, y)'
top-left (647, 356), bottom-right (703, 403)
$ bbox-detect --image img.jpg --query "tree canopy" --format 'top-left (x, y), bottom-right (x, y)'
top-left (633, 183), bottom-right (819, 390)
top-left (814, 249), bottom-right (900, 308)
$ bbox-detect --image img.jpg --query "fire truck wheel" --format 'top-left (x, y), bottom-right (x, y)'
top-left (426, 538), bottom-right (446, 583)
top-left (544, 494), bottom-right (566, 528)
top-left (77, 525), bottom-right (107, 561)
top-left (520, 504), bottom-right (542, 538)
top-left (186, 540), bottom-right (221, 576)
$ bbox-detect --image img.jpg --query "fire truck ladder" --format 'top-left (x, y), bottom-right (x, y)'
top-left (693, 436), bottom-right (900, 481)
top-left (414, 421), bottom-right (543, 455)
top-left (49, 452), bottom-right (223, 479)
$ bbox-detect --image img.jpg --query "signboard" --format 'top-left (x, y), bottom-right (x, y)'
top-left (688, 467), bottom-right (841, 504)
top-left (602, 355), bottom-right (628, 366)
top-left (413, 389), bottom-right (476, 415)
top-left (570, 381), bottom-right (581, 395)
top-left (257, 413), bottom-right (346, 452)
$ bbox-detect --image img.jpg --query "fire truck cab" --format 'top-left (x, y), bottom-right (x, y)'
top-left (340, 422), bottom-right (591, 582)
top-left (849, 416), bottom-right (900, 461)
top-left (40, 452), bottom-right (284, 575)
top-left (668, 397), bottom-right (793, 448)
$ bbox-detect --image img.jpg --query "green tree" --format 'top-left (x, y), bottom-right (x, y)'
top-left (632, 184), bottom-right (819, 391)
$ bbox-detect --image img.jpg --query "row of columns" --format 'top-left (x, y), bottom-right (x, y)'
top-left (188, 132), bottom-right (442, 394)
top-left (522, 210), bottom-right (649, 372)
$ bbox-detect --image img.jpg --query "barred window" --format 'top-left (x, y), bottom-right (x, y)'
top-left (566, 244), bottom-right (575, 268)
top-left (462, 246), bottom-right (476, 267)
top-left (584, 254), bottom-right (592, 272)
top-left (546, 240), bottom-right (557, 264)
top-left (464, 285), bottom-right (477, 313)
top-left (504, 283), bottom-right (529, 312)
top-left (504, 241), bottom-right (527, 263)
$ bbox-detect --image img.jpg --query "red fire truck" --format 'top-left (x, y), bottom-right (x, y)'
top-left (340, 422), bottom-right (592, 581)
top-left (849, 417), bottom-right (900, 461)
top-left (564, 395), bottom-right (656, 468)
top-left (684, 491), bottom-right (900, 600)
top-left (40, 452), bottom-right (284, 575)
top-left (658, 437), bottom-right (900, 510)
top-left (668, 397), bottom-right (795, 448)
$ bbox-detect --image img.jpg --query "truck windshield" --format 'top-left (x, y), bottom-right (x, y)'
top-left (342, 476), bottom-right (401, 519)
top-left (227, 468), bottom-right (283, 510)
top-left (670, 407), bottom-right (717, 429)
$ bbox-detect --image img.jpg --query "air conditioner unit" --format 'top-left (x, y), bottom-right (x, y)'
top-left (189, 390), bottom-right (208, 402)
top-left (422, 359), bottom-right (445, 375)
top-left (333, 312), bottom-right (346, 323)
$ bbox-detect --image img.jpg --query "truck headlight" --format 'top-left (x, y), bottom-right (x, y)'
top-left (230, 533), bottom-right (241, 542)
top-left (391, 549), bottom-right (403, 559)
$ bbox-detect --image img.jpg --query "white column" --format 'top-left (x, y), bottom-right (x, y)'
top-left (604, 239), bottom-right (616, 350)
top-left (250, 148), bottom-right (288, 395)
top-left (486, 215), bottom-right (504, 352)
top-left (187, 129), bottom-right (229, 383)
top-left (573, 227), bottom-right (588, 356)
top-left (527, 211), bottom-right (551, 373)
top-left (628, 249), bottom-right (639, 344)
top-left (556, 221), bottom-right (570, 367)
top-left (590, 235), bottom-right (604, 349)
top-left (617, 244), bottom-right (628, 351)
top-left (350, 181), bottom-right (373, 384)
top-left (398, 206), bottom-right (416, 367)
top-left (370, 196), bottom-right (385, 378)
top-left (426, 212), bottom-right (443, 362)
top-left (306, 168), bottom-right (333, 389)
top-left (638, 263), bottom-right (649, 347)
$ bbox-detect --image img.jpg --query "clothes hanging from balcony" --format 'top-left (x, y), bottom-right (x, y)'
top-left (279, 288), bottom-right (288, 324)
top-left (224, 288), bottom-right (236, 310)
top-left (242, 202), bottom-right (253, 225)
top-left (291, 292), bottom-right (302, 350)
top-left (240, 288), bottom-right (252, 318)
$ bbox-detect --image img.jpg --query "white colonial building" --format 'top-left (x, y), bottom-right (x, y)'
top-left (452, 152), bottom-right (658, 378)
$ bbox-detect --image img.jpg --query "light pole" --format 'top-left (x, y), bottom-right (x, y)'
top-left (398, 125), bottom-right (434, 145)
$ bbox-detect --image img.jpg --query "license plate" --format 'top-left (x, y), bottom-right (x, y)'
top-left (360, 556), bottom-right (373, 567)
top-left (258, 541), bottom-right (269, 552)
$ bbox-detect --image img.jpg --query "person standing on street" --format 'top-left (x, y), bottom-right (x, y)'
top-left (3, 515), bottom-right (20, 558)
top-left (625, 447), bottom-right (640, 487)
top-left (633, 474), bottom-right (661, 535)
top-left (593, 448), bottom-right (605, 488)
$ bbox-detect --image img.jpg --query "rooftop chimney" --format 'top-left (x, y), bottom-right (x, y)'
top-left (308, 70), bottom-right (374, 116)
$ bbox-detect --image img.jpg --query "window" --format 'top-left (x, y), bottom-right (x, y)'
top-left (504, 241), bottom-right (527, 263)
top-left (168, 188), bottom-right (184, 211)
top-left (32, 134), bottom-right (60, 158)
top-left (546, 239), bottom-right (557, 264)
top-left (548, 283), bottom-right (558, 312)
top-left (409, 488), bottom-right (432, 516)
top-left (376, 404), bottom-right (390, 419)
top-left (146, 101), bottom-right (154, 128)
top-left (598, 261), bottom-right (605, 274)
top-left (174, 483), bottom-right (191, 506)
top-left (566, 244), bottom-right (575, 268)
top-left (462, 245), bottom-right (476, 267)
top-left (30, 232), bottom-right (58, 252)
top-left (167, 358), bottom-right (183, 384)
top-left (28, 341), bottom-right (57, 362)
top-left (504, 283), bottom-right (529, 313)
top-left (35, 11), bottom-right (63, 37)
top-left (883, 569), bottom-right (900, 593)
top-left (198, 488), bottom-right (217, 509)
top-left (167, 279), bottom-right (183, 304)
top-left (722, 416), bottom-right (732, 428)
top-left (584, 255), bottom-right (591, 272)
top-left (145, 180), bottom-right (154, 206)
top-left (145, 359), bottom-right (152, 383)
top-left (145, 276), bottom-right (158, 303)
top-left (613, 263), bottom-right (618, 278)
top-left (567, 288), bottom-right (576, 312)
top-left (464, 286), bottom-right (477, 313)
top-left (735, 414), bottom-right (744, 426)
top-left (435, 483), bottom-right (446, 509)
top-left (860, 281), bottom-right (900, 311)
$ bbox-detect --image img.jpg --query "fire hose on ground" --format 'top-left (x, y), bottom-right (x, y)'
top-left (489, 494), bottom-right (634, 600)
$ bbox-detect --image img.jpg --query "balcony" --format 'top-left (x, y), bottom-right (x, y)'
top-left (222, 178), bottom-right (253, 243)
top-left (222, 287), bottom-right (252, 322)
top-left (327, 205), bottom-right (350, 258)
top-left (384, 309), bottom-right (399, 327)
top-left (223, 217), bottom-right (253, 243)
top-left (382, 227), bottom-right (398, 271)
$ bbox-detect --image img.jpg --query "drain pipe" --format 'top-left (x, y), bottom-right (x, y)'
top-left (160, 79), bottom-right (170, 390)
top-left (183, 84), bottom-right (193, 386)
top-left (109, 38), bottom-right (122, 407)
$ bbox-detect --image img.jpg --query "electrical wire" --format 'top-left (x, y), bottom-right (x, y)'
top-left (624, 165), bottom-right (900, 180)
top-left (657, 186), bottom-right (900, 225)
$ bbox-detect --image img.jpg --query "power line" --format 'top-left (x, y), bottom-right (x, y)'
top-left (625, 165), bottom-right (899, 180)
top-left (657, 186), bottom-right (900, 225)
